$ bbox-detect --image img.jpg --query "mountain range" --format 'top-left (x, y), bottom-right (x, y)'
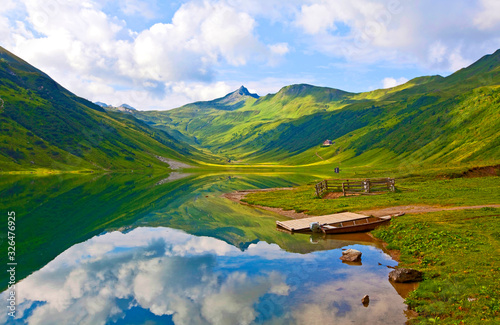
top-left (0, 45), bottom-right (499, 171)
top-left (131, 50), bottom-right (500, 167)
top-left (0, 46), bottom-right (218, 172)
top-left (95, 102), bottom-right (138, 113)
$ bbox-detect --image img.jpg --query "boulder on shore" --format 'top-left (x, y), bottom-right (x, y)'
top-left (388, 268), bottom-right (423, 283)
top-left (361, 295), bottom-right (369, 307)
top-left (340, 249), bottom-right (362, 262)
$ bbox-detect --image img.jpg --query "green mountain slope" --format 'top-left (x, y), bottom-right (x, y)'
top-left (133, 50), bottom-right (500, 167)
top-left (134, 84), bottom-right (357, 159)
top-left (0, 46), bottom-right (213, 172)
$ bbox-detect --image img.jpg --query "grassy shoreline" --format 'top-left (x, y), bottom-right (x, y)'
top-left (373, 208), bottom-right (500, 324)
top-left (242, 175), bottom-right (500, 324)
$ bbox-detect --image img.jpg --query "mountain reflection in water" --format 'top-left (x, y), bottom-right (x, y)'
top-left (2, 227), bottom-right (407, 324)
top-left (1, 172), bottom-right (409, 324)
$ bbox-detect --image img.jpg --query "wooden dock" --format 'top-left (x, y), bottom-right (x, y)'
top-left (276, 212), bottom-right (369, 232)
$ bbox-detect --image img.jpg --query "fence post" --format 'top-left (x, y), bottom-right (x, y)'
top-left (364, 179), bottom-right (370, 193)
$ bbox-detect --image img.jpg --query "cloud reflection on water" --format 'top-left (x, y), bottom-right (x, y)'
top-left (2, 227), bottom-right (407, 325)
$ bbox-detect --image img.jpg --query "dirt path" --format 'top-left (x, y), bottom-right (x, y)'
top-left (357, 204), bottom-right (500, 217)
top-left (223, 189), bottom-right (500, 219)
top-left (154, 156), bottom-right (194, 170)
top-left (315, 152), bottom-right (324, 160)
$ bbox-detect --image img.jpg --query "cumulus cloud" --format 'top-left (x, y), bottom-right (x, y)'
top-left (0, 226), bottom-right (410, 325)
top-left (1, 0), bottom-right (290, 110)
top-left (269, 43), bottom-right (290, 56)
top-left (1, 0), bottom-right (499, 109)
top-left (382, 77), bottom-right (408, 89)
top-left (119, 0), bottom-right (158, 19)
top-left (474, 0), bottom-right (500, 30)
top-left (4, 228), bottom-right (294, 325)
top-left (128, 1), bottom-right (269, 82)
top-left (293, 0), bottom-right (500, 71)
top-left (291, 268), bottom-right (408, 324)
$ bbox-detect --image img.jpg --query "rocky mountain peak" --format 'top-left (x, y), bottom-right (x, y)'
top-left (235, 86), bottom-right (259, 99)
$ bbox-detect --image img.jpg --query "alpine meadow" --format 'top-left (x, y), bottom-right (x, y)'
top-left (130, 50), bottom-right (500, 168)
top-left (1, 1), bottom-right (499, 325)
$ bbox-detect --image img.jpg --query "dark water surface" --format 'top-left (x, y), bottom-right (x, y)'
top-left (0, 172), bottom-right (409, 324)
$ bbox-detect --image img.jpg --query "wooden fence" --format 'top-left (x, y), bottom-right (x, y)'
top-left (315, 178), bottom-right (395, 197)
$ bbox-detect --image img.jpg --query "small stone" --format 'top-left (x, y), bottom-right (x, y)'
top-left (340, 249), bottom-right (362, 262)
top-left (361, 295), bottom-right (369, 307)
top-left (388, 268), bottom-right (423, 283)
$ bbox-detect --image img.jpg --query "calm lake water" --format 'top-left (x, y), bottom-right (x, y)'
top-left (0, 172), bottom-right (409, 324)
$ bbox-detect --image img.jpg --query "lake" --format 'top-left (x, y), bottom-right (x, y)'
top-left (0, 172), bottom-right (410, 324)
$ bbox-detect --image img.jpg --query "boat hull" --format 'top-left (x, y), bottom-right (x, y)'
top-left (320, 218), bottom-right (390, 234)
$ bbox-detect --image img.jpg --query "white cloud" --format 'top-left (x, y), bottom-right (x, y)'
top-left (296, 3), bottom-right (337, 34)
top-left (23, 0), bottom-right (124, 45)
top-left (0, 225), bottom-right (410, 325)
top-left (474, 0), bottom-right (500, 30)
top-left (4, 228), bottom-right (293, 325)
top-left (0, 1), bottom-right (23, 49)
top-left (2, 0), bottom-right (290, 110)
top-left (382, 77), bottom-right (408, 89)
top-left (0, 0), bottom-right (17, 12)
top-left (126, 1), bottom-right (273, 82)
top-left (291, 268), bottom-right (407, 324)
top-left (119, 0), bottom-right (158, 19)
top-left (293, 0), bottom-right (500, 71)
top-left (448, 47), bottom-right (473, 72)
top-left (269, 42), bottom-right (290, 56)
top-left (1, 0), bottom-right (499, 109)
top-left (428, 41), bottom-right (447, 64)
top-left (0, 17), bottom-right (12, 47)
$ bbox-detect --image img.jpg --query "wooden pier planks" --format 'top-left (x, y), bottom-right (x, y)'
top-left (276, 212), bottom-right (369, 232)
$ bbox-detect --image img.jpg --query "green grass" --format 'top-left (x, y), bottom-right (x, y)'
top-left (242, 172), bottom-right (500, 324)
top-left (2, 46), bottom-right (500, 172)
top-left (373, 208), bottom-right (500, 324)
top-left (242, 176), bottom-right (500, 216)
top-left (0, 46), bottom-right (212, 172)
top-left (129, 50), bottom-right (500, 168)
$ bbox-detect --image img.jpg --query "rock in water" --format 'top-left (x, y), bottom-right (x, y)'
top-left (340, 249), bottom-right (362, 262)
top-left (388, 268), bottom-right (423, 283)
top-left (361, 295), bottom-right (369, 307)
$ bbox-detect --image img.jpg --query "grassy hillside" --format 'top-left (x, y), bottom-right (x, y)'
top-left (0, 46), bottom-right (214, 172)
top-left (3, 44), bottom-right (497, 171)
top-left (133, 50), bottom-right (500, 167)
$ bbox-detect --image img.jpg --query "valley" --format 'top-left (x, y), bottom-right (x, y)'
top-left (128, 50), bottom-right (500, 169)
top-left (0, 45), bottom-right (499, 325)
top-left (2, 46), bottom-right (499, 173)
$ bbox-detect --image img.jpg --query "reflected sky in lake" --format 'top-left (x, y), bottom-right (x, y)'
top-left (1, 172), bottom-right (412, 324)
top-left (2, 227), bottom-right (408, 325)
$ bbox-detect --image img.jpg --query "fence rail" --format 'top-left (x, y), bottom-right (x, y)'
top-left (315, 178), bottom-right (395, 197)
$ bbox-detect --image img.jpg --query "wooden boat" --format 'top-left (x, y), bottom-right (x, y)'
top-left (319, 213), bottom-right (404, 234)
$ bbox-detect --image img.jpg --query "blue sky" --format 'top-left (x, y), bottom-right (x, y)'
top-left (1, 0), bottom-right (499, 110)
